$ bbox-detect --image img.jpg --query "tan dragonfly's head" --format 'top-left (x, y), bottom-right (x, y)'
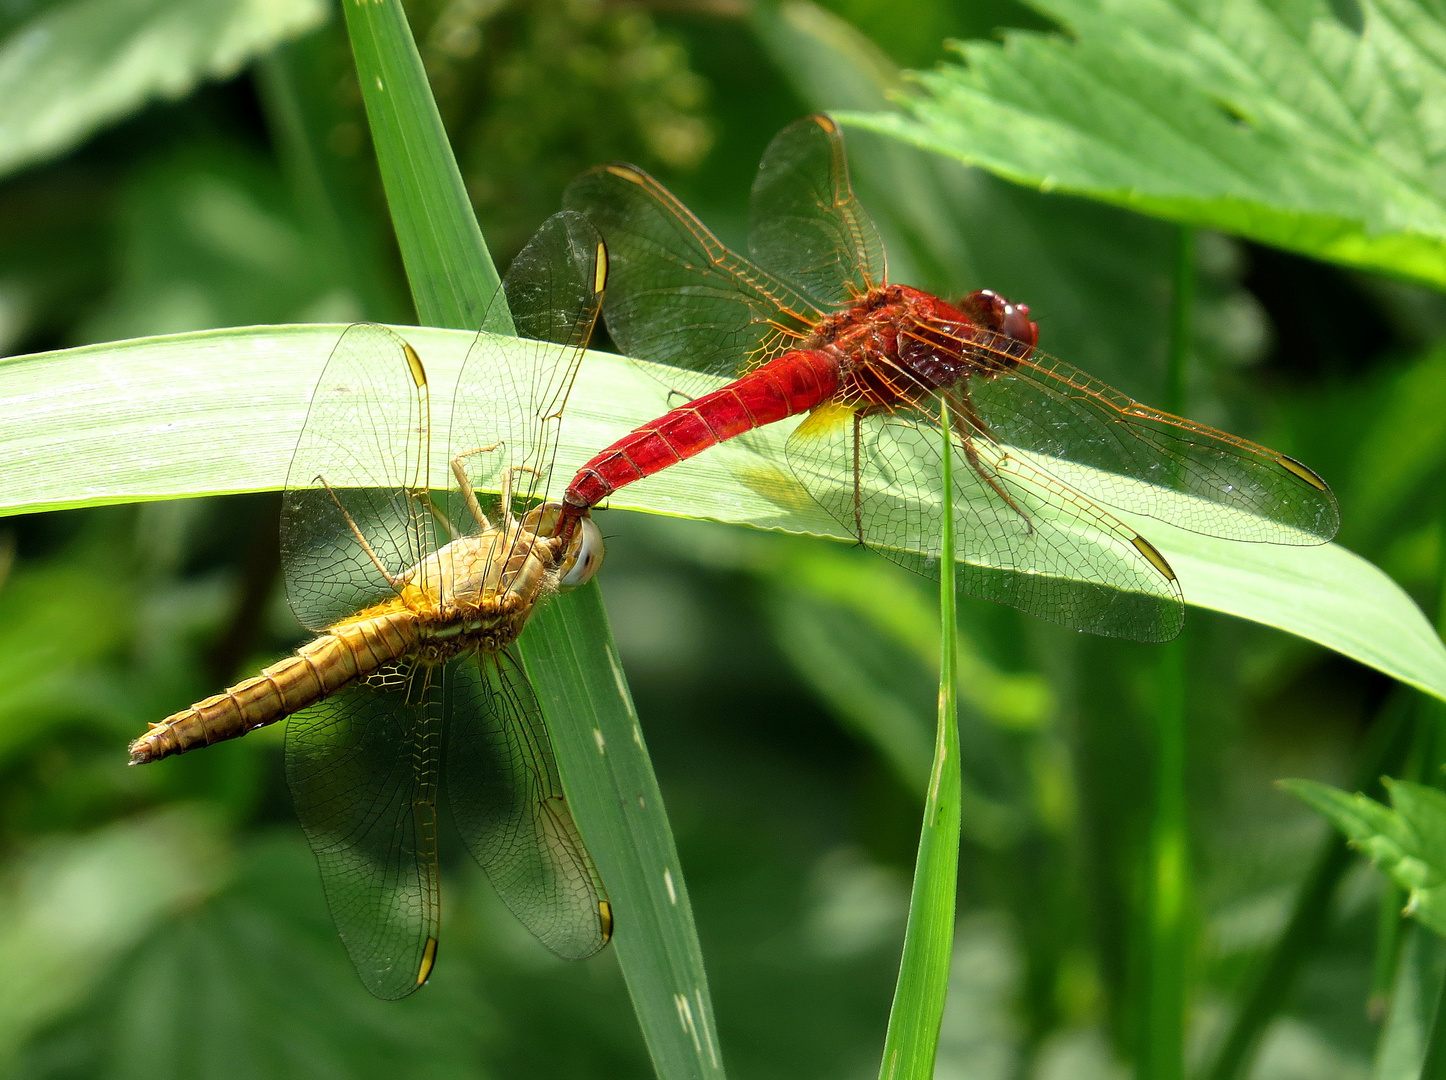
top-left (522, 502), bottom-right (606, 589)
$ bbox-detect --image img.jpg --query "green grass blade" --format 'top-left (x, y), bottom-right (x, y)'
top-left (338, 6), bottom-right (725, 1074)
top-left (339, 0), bottom-right (505, 332)
top-left (524, 587), bottom-right (726, 1080)
top-left (877, 396), bottom-right (962, 1079)
top-left (0, 324), bottom-right (1442, 702)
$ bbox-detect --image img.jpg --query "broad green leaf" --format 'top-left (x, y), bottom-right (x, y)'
top-left (843, 0), bottom-right (1446, 289)
top-left (0, 0), bottom-right (327, 180)
top-left (1283, 778), bottom-right (1446, 937)
top-left (0, 323), bottom-right (1442, 699)
top-left (0, 807), bottom-right (229, 1067)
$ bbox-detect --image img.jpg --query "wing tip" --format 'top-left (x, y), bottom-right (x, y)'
top-left (1276, 453), bottom-right (1331, 493)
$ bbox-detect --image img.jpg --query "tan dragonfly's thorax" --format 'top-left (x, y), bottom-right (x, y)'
top-left (344, 521), bottom-right (570, 663)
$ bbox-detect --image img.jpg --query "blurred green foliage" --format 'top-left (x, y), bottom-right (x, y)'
top-left (2, 0), bottom-right (1446, 1078)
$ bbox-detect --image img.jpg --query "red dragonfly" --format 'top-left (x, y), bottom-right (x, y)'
top-left (556, 115), bottom-right (1338, 642)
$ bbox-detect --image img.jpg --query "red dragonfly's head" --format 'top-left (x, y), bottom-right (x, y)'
top-left (959, 289), bottom-right (1038, 363)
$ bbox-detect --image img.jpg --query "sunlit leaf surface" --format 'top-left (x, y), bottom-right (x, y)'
top-left (0, 323), bottom-right (1439, 699)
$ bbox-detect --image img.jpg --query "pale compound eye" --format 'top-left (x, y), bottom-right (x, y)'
top-left (560, 515), bottom-right (605, 589)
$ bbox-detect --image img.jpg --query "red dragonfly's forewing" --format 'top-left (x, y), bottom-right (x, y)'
top-left (563, 161), bottom-right (827, 394)
top-left (285, 665), bottom-right (443, 1000)
top-left (447, 649), bottom-right (610, 961)
top-left (747, 114), bottom-right (887, 306)
top-left (787, 404), bottom-right (1186, 641)
top-left (961, 337), bottom-right (1340, 544)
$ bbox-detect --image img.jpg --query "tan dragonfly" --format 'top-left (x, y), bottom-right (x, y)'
top-left (129, 211), bottom-right (612, 998)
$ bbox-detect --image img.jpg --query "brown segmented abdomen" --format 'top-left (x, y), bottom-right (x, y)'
top-left (129, 608), bottom-right (422, 764)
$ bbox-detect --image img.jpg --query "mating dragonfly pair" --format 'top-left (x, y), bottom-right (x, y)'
top-left (130, 116), bottom-right (1338, 998)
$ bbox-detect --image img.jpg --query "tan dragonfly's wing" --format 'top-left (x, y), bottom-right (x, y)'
top-left (448, 211), bottom-right (606, 530)
top-left (282, 323), bottom-right (438, 632)
top-left (446, 649), bottom-right (610, 960)
top-left (285, 662), bottom-right (442, 999)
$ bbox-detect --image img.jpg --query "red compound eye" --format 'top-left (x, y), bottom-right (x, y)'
top-left (960, 289), bottom-right (1038, 357)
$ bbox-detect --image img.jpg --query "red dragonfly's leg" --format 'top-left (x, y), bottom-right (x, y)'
top-left (948, 393), bottom-right (1035, 535)
top-left (852, 411), bottom-right (866, 544)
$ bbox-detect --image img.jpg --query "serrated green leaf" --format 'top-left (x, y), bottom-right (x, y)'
top-left (843, 0), bottom-right (1446, 288)
top-left (0, 323), bottom-right (1442, 701)
top-left (0, 0), bottom-right (327, 180)
top-left (1283, 778), bottom-right (1446, 937)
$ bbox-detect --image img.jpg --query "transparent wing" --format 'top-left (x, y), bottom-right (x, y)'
top-left (446, 649), bottom-right (610, 960)
top-left (748, 114), bottom-right (886, 306)
top-left (449, 211), bottom-right (606, 529)
top-left (282, 323), bottom-right (437, 632)
top-left (285, 662), bottom-right (442, 1000)
top-left (962, 336), bottom-right (1340, 544)
top-left (564, 161), bottom-right (829, 394)
top-left (786, 402), bottom-right (1186, 642)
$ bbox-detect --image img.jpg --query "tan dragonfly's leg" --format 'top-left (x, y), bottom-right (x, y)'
top-left (496, 465), bottom-right (547, 528)
top-left (450, 444), bottom-right (503, 530)
top-left (409, 490), bottom-right (460, 541)
top-left (319, 477), bottom-right (405, 588)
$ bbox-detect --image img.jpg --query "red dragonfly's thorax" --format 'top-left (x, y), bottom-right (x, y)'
top-left (807, 285), bottom-right (1039, 410)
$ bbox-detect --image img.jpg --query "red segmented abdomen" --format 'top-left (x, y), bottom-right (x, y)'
top-left (564, 349), bottom-right (839, 512)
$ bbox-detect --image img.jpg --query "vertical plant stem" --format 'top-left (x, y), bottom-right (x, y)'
top-left (1203, 691), bottom-right (1411, 1080)
top-left (1138, 224), bottom-right (1195, 1080)
top-left (1407, 475), bottom-right (1446, 1073)
top-left (877, 395), bottom-right (963, 1080)
top-left (335, 5), bottom-right (727, 1076)
top-left (1141, 637), bottom-right (1188, 1080)
top-left (1368, 882), bottom-right (1407, 1022)
top-left (338, 0), bottom-right (506, 332)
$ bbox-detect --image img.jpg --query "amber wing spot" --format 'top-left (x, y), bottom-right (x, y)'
top-left (811, 113), bottom-right (839, 134)
top-left (599, 900), bottom-right (614, 942)
top-left (605, 164), bottom-right (647, 184)
top-left (417, 936), bottom-right (439, 986)
top-left (403, 343), bottom-right (427, 389)
top-left (1277, 454), bottom-right (1330, 492)
top-left (794, 399), bottom-right (857, 440)
top-left (593, 242), bottom-right (608, 294)
top-left (1131, 535), bottom-right (1177, 582)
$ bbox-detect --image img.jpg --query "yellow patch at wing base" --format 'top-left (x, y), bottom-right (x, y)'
top-left (794, 399), bottom-right (857, 441)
